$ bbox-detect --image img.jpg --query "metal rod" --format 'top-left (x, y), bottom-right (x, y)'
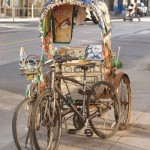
top-left (32, 3), bottom-right (34, 18)
top-left (12, 0), bottom-right (15, 22)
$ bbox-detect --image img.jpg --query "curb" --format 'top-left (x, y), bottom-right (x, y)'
top-left (0, 15), bottom-right (123, 23)
top-left (0, 17), bottom-right (39, 23)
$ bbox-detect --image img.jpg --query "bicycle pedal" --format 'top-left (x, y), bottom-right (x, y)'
top-left (68, 129), bottom-right (77, 134)
top-left (84, 129), bottom-right (93, 137)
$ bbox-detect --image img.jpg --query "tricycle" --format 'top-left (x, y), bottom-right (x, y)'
top-left (12, 0), bottom-right (131, 150)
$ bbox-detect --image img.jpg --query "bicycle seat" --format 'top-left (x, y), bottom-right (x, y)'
top-left (76, 63), bottom-right (96, 71)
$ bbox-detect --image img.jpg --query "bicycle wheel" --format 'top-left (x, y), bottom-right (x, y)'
top-left (32, 91), bottom-right (62, 150)
top-left (117, 75), bottom-right (131, 130)
top-left (87, 81), bottom-right (121, 139)
top-left (12, 98), bottom-right (34, 150)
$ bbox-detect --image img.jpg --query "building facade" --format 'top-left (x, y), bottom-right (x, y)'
top-left (109, 0), bottom-right (149, 13)
top-left (0, 0), bottom-right (46, 17)
top-left (0, 0), bottom-right (149, 18)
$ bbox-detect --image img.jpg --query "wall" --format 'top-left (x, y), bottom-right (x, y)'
top-left (0, 0), bottom-right (46, 17)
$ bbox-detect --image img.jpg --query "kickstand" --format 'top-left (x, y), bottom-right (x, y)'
top-left (63, 117), bottom-right (77, 134)
top-left (63, 117), bottom-right (69, 133)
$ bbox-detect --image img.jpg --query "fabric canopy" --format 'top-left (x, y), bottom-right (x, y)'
top-left (40, 0), bottom-right (112, 39)
top-left (40, 0), bottom-right (112, 68)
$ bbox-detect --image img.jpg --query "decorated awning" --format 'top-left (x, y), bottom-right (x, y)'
top-left (39, 0), bottom-right (112, 64)
top-left (40, 0), bottom-right (112, 39)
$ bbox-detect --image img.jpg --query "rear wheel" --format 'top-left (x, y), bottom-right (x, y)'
top-left (12, 98), bottom-right (34, 150)
top-left (130, 18), bottom-right (133, 22)
top-left (32, 91), bottom-right (62, 150)
top-left (140, 12), bottom-right (144, 17)
top-left (123, 17), bottom-right (126, 21)
top-left (117, 75), bottom-right (131, 130)
top-left (87, 81), bottom-right (121, 139)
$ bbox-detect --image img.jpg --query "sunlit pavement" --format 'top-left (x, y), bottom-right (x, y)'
top-left (0, 15), bottom-right (150, 150)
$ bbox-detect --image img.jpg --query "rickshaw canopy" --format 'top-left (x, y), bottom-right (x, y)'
top-left (39, 0), bottom-right (112, 39)
top-left (39, 0), bottom-right (113, 69)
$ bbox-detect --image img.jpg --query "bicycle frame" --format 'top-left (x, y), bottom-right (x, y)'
top-left (47, 59), bottom-right (110, 125)
top-left (54, 75), bottom-right (111, 124)
top-left (48, 59), bottom-right (86, 123)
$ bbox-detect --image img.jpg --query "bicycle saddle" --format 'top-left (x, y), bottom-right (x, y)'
top-left (76, 63), bottom-right (96, 71)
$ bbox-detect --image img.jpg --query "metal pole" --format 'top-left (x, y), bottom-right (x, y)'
top-left (28, 0), bottom-right (29, 17)
top-left (12, 0), bottom-right (15, 22)
top-left (4, 0), bottom-right (6, 17)
top-left (32, 3), bottom-right (34, 18)
top-left (128, 0), bottom-right (131, 5)
top-left (0, 0), bottom-right (1, 15)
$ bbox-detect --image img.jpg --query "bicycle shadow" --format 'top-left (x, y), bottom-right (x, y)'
top-left (59, 123), bottom-right (150, 150)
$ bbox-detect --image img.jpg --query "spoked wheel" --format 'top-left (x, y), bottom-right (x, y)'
top-left (32, 91), bottom-right (62, 150)
top-left (87, 81), bottom-right (121, 139)
top-left (12, 98), bottom-right (35, 150)
top-left (130, 18), bottom-right (133, 22)
top-left (117, 75), bottom-right (131, 130)
top-left (123, 17), bottom-right (126, 21)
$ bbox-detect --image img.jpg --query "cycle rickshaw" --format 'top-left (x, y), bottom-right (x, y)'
top-left (12, 0), bottom-right (131, 150)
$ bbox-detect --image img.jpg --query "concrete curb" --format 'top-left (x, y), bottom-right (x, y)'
top-left (0, 17), bottom-right (39, 23)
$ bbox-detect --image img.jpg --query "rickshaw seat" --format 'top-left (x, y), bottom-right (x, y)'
top-left (76, 63), bottom-right (96, 71)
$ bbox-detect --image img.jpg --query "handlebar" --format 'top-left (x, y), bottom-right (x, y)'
top-left (19, 55), bottom-right (79, 76)
top-left (44, 55), bottom-right (79, 65)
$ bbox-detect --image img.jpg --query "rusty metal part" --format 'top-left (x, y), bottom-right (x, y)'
top-left (113, 72), bottom-right (131, 130)
top-left (113, 72), bottom-right (130, 90)
top-left (106, 71), bottom-right (116, 85)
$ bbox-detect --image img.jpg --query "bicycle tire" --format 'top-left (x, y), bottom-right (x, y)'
top-left (31, 91), bottom-right (62, 150)
top-left (87, 81), bottom-right (121, 139)
top-left (117, 75), bottom-right (131, 130)
top-left (12, 98), bottom-right (34, 150)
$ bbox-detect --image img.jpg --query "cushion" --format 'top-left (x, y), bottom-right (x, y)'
top-left (85, 45), bottom-right (104, 61)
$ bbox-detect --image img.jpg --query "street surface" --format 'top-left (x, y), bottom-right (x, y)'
top-left (0, 17), bottom-right (150, 94)
top-left (0, 16), bottom-right (150, 150)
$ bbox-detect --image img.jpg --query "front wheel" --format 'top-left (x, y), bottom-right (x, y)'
top-left (31, 91), bottom-right (62, 150)
top-left (87, 81), bottom-right (121, 139)
top-left (12, 98), bottom-right (34, 150)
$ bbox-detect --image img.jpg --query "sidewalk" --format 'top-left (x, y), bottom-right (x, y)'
top-left (0, 17), bottom-right (39, 23)
top-left (0, 67), bottom-right (150, 150)
top-left (0, 10), bottom-right (150, 22)
top-left (0, 90), bottom-right (24, 150)
top-left (0, 14), bottom-right (123, 23)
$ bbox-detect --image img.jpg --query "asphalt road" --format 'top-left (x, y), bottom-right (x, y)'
top-left (0, 17), bottom-right (150, 150)
top-left (0, 17), bottom-right (150, 94)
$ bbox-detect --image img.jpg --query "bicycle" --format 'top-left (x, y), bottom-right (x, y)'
top-left (12, 53), bottom-right (48, 150)
top-left (31, 55), bottom-right (121, 150)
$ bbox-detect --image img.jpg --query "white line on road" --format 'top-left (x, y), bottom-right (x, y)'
top-left (72, 38), bottom-right (100, 44)
top-left (0, 38), bottom-right (39, 46)
top-left (0, 24), bottom-right (35, 29)
top-left (0, 28), bottom-right (37, 33)
top-left (119, 33), bottom-right (134, 38)
top-left (119, 29), bottom-right (150, 38)
top-left (0, 28), bottom-right (38, 37)
top-left (0, 28), bottom-right (23, 33)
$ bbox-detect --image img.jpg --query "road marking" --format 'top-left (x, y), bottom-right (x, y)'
top-left (0, 24), bottom-right (37, 35)
top-left (0, 28), bottom-right (23, 33)
top-left (0, 38), bottom-right (39, 46)
top-left (119, 33), bottom-right (134, 38)
top-left (0, 28), bottom-right (38, 37)
top-left (0, 24), bottom-right (36, 29)
top-left (135, 30), bottom-right (150, 35)
top-left (119, 30), bottom-right (150, 38)
top-left (0, 28), bottom-right (37, 33)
